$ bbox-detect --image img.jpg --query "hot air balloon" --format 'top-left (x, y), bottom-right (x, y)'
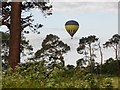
top-left (65, 20), bottom-right (79, 39)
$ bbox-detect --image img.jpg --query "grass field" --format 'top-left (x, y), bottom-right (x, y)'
top-left (2, 73), bottom-right (120, 89)
top-left (109, 77), bottom-right (120, 88)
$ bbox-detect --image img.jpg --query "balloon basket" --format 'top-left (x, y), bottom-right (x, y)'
top-left (71, 37), bottom-right (73, 39)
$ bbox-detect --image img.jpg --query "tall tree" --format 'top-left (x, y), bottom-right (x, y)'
top-left (1, 31), bottom-right (33, 65)
top-left (34, 34), bottom-right (70, 77)
top-left (103, 34), bottom-right (120, 60)
top-left (77, 35), bottom-right (99, 72)
top-left (1, 1), bottom-right (52, 70)
top-left (9, 1), bottom-right (21, 70)
top-left (98, 42), bottom-right (103, 74)
top-left (103, 34), bottom-right (120, 75)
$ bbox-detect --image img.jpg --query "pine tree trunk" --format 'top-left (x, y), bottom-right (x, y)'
top-left (8, 2), bottom-right (21, 70)
top-left (89, 44), bottom-right (93, 73)
top-left (98, 42), bottom-right (103, 74)
top-left (115, 44), bottom-right (118, 60)
top-left (116, 44), bottom-right (120, 76)
top-left (89, 44), bottom-right (92, 65)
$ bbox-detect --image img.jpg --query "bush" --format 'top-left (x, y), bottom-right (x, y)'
top-left (2, 61), bottom-right (118, 88)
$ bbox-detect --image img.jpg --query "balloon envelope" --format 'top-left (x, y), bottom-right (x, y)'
top-left (65, 20), bottom-right (79, 38)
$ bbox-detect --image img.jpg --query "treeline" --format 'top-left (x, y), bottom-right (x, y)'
top-left (1, 31), bottom-right (120, 75)
top-left (3, 60), bottom-right (119, 88)
top-left (1, 31), bottom-right (120, 88)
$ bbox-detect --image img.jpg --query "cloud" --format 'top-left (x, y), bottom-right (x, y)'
top-left (53, 2), bottom-right (118, 13)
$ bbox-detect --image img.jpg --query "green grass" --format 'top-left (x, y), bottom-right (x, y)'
top-left (2, 74), bottom-right (120, 88)
top-left (99, 75), bottom-right (120, 89)
top-left (111, 77), bottom-right (120, 88)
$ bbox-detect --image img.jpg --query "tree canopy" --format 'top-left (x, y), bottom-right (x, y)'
top-left (103, 34), bottom-right (120, 60)
top-left (1, 31), bottom-right (33, 70)
top-left (34, 34), bottom-right (70, 67)
top-left (1, 1), bottom-right (52, 32)
top-left (1, 1), bottom-right (53, 70)
top-left (77, 35), bottom-right (99, 65)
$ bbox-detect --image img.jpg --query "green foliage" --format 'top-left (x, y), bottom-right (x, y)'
top-left (0, 70), bottom-right (2, 89)
top-left (35, 34), bottom-right (70, 59)
top-left (34, 34), bottom-right (70, 72)
top-left (103, 34), bottom-right (120, 60)
top-left (103, 34), bottom-right (120, 48)
top-left (101, 78), bottom-right (113, 88)
top-left (2, 1), bottom-right (52, 32)
top-left (1, 31), bottom-right (33, 65)
top-left (76, 58), bottom-right (87, 68)
top-left (77, 35), bottom-right (99, 66)
top-left (2, 34), bottom-right (120, 89)
top-left (2, 61), bottom-right (118, 88)
top-left (101, 58), bottom-right (120, 75)
top-left (1, 32), bottom-right (9, 64)
top-left (3, 61), bottom-right (47, 88)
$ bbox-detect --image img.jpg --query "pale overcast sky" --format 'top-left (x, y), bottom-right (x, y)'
top-left (53, 0), bottom-right (119, 2)
top-left (24, 1), bottom-right (118, 65)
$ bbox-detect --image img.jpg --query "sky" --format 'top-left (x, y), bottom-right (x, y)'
top-left (53, 0), bottom-right (119, 2)
top-left (0, 1), bottom-right (118, 66)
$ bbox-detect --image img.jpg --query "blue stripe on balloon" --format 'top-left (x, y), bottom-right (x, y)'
top-left (65, 20), bottom-right (79, 26)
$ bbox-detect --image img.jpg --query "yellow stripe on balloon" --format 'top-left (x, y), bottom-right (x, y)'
top-left (65, 25), bottom-right (79, 31)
